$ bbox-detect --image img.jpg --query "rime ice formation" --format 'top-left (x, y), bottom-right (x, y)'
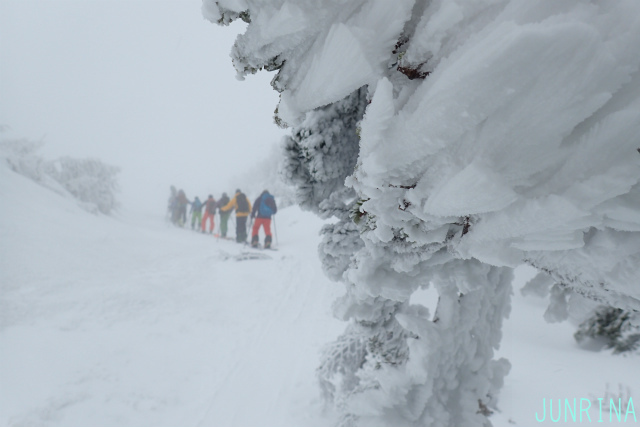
top-left (205, 0), bottom-right (640, 425)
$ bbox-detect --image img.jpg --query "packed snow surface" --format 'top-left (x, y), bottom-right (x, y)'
top-left (0, 163), bottom-right (343, 427)
top-left (1, 150), bottom-right (638, 427)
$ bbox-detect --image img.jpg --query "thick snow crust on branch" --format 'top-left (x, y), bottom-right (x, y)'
top-left (206, 0), bottom-right (640, 425)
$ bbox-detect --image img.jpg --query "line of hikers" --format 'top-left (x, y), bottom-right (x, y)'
top-left (167, 186), bottom-right (278, 249)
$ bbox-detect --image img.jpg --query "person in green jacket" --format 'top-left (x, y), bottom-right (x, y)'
top-left (190, 196), bottom-right (204, 230)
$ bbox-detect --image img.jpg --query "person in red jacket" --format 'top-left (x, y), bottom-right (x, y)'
top-left (174, 189), bottom-right (189, 226)
top-left (201, 195), bottom-right (216, 233)
top-left (250, 190), bottom-right (277, 248)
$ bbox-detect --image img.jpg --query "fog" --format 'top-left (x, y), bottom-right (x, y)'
top-left (0, 0), bottom-right (287, 214)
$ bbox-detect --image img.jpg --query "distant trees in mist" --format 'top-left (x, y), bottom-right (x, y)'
top-left (0, 131), bottom-right (120, 215)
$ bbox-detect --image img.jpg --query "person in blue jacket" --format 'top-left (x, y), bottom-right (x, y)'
top-left (250, 190), bottom-right (277, 248)
top-left (189, 196), bottom-right (204, 230)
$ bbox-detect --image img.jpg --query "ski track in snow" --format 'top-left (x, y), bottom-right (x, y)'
top-left (1, 164), bottom-right (639, 427)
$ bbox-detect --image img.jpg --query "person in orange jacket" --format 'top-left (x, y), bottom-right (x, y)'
top-left (220, 189), bottom-right (251, 243)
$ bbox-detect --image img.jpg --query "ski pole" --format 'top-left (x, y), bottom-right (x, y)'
top-left (216, 211), bottom-right (220, 242)
top-left (273, 214), bottom-right (278, 247)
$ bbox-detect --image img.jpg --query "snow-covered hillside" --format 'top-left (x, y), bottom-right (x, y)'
top-left (0, 162), bottom-right (344, 427)
top-left (1, 151), bottom-right (638, 427)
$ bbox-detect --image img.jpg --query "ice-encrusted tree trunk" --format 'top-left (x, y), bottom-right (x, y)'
top-left (205, 1), bottom-right (640, 426)
top-left (281, 87), bottom-right (368, 280)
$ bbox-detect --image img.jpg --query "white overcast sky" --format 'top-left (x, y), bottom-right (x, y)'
top-left (0, 0), bottom-right (287, 213)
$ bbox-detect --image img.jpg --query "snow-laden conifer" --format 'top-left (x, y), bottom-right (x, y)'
top-left (0, 135), bottom-right (120, 215)
top-left (281, 87), bottom-right (368, 280)
top-left (43, 157), bottom-right (120, 215)
top-left (575, 306), bottom-right (640, 354)
top-left (206, 1), bottom-right (640, 425)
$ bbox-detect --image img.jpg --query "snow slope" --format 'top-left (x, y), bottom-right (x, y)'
top-left (0, 163), bottom-right (343, 427)
top-left (1, 162), bottom-right (638, 427)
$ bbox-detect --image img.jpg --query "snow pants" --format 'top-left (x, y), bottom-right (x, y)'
top-left (202, 211), bottom-right (215, 233)
top-left (251, 218), bottom-right (272, 247)
top-left (191, 211), bottom-right (202, 229)
top-left (236, 216), bottom-right (248, 243)
top-left (219, 211), bottom-right (231, 237)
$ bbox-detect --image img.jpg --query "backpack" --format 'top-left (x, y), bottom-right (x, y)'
top-left (192, 199), bottom-right (204, 212)
top-left (236, 193), bottom-right (249, 213)
top-left (206, 199), bottom-right (216, 214)
top-left (258, 193), bottom-right (274, 218)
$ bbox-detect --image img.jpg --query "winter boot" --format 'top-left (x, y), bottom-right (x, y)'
top-left (264, 235), bottom-right (272, 249)
top-left (251, 235), bottom-right (259, 248)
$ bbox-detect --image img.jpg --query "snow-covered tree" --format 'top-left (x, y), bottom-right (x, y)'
top-left (206, 1), bottom-right (640, 426)
top-left (281, 87), bottom-right (368, 281)
top-left (43, 157), bottom-right (120, 215)
top-left (0, 134), bottom-right (120, 215)
top-left (0, 135), bottom-right (47, 183)
top-left (575, 306), bottom-right (640, 354)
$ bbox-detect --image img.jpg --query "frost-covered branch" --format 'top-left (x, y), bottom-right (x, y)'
top-left (206, 1), bottom-right (640, 425)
